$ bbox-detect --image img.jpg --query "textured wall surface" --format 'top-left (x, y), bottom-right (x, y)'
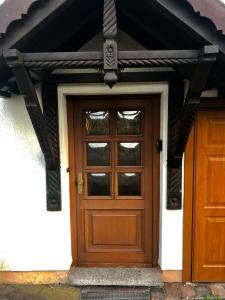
top-left (0, 85), bottom-right (183, 271)
top-left (0, 93), bottom-right (72, 271)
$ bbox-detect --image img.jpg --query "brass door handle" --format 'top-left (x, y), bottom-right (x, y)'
top-left (76, 172), bottom-right (84, 194)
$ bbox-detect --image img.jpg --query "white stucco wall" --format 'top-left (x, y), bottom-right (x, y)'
top-left (0, 92), bottom-right (72, 271)
top-left (0, 82), bottom-right (183, 271)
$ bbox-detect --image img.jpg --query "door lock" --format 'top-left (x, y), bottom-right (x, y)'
top-left (156, 139), bottom-right (163, 152)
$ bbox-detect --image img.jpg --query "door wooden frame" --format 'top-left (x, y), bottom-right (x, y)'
top-left (67, 99), bottom-right (78, 265)
top-left (183, 99), bottom-right (225, 282)
top-left (183, 125), bottom-right (195, 282)
top-left (67, 94), bottom-right (160, 267)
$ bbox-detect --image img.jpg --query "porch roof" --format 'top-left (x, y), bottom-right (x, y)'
top-left (0, 0), bottom-right (224, 211)
top-left (0, 0), bottom-right (225, 94)
top-left (0, 0), bottom-right (225, 37)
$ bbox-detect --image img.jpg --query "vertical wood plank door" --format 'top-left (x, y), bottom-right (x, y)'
top-left (193, 110), bottom-right (225, 281)
top-left (68, 95), bottom-right (160, 267)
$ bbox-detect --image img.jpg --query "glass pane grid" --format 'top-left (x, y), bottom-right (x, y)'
top-left (85, 110), bottom-right (110, 136)
top-left (117, 142), bottom-right (141, 166)
top-left (83, 108), bottom-right (144, 199)
top-left (87, 142), bottom-right (110, 166)
top-left (117, 110), bottom-right (142, 135)
top-left (87, 172), bottom-right (111, 196)
top-left (118, 172), bottom-right (142, 196)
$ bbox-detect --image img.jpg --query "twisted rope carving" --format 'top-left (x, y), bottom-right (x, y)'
top-left (103, 0), bottom-right (117, 38)
top-left (25, 60), bottom-right (102, 69)
top-left (167, 166), bottom-right (182, 205)
top-left (175, 102), bottom-right (199, 157)
top-left (118, 58), bottom-right (198, 67)
top-left (42, 86), bottom-right (61, 210)
top-left (24, 58), bottom-right (198, 69)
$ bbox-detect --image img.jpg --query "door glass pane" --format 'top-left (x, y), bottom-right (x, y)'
top-left (118, 142), bottom-right (141, 166)
top-left (87, 142), bottom-right (110, 166)
top-left (118, 173), bottom-right (141, 196)
top-left (117, 110), bottom-right (141, 135)
top-left (85, 111), bottom-right (109, 135)
top-left (87, 173), bottom-right (110, 196)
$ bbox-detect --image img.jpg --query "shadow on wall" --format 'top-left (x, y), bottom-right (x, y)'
top-left (0, 94), bottom-right (44, 165)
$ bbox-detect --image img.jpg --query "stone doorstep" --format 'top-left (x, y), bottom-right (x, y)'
top-left (66, 267), bottom-right (163, 287)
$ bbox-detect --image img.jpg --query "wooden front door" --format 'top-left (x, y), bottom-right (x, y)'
top-left (193, 110), bottom-right (225, 281)
top-left (68, 95), bottom-right (160, 267)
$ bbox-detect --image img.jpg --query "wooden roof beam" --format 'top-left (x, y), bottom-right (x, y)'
top-left (10, 49), bottom-right (200, 69)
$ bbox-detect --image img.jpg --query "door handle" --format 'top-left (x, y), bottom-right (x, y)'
top-left (76, 172), bottom-right (84, 194)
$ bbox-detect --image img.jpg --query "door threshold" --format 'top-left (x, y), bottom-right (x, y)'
top-left (66, 267), bottom-right (163, 287)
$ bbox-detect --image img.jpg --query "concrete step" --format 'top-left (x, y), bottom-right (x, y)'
top-left (66, 267), bottom-right (163, 287)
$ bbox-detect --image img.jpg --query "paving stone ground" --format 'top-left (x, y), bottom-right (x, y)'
top-left (0, 284), bottom-right (80, 300)
top-left (0, 283), bottom-right (225, 299)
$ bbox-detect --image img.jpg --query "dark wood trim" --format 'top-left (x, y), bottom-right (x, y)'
top-left (103, 0), bottom-right (118, 87)
top-left (23, 51), bottom-right (102, 61)
top-left (152, 95), bottom-right (160, 266)
top-left (3, 49), bottom-right (200, 70)
top-left (21, 49), bottom-right (200, 61)
top-left (173, 45), bottom-right (218, 166)
top-left (42, 85), bottom-right (62, 211)
top-left (5, 49), bottom-right (62, 211)
top-left (167, 80), bottom-right (184, 210)
top-left (167, 46), bottom-right (218, 210)
top-left (5, 49), bottom-right (56, 169)
top-left (118, 50), bottom-right (199, 59)
top-left (183, 125), bottom-right (195, 282)
top-left (167, 48), bottom-right (218, 211)
top-left (49, 71), bottom-right (179, 84)
top-left (67, 99), bottom-right (78, 265)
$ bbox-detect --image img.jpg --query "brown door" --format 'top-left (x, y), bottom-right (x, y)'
top-left (68, 95), bottom-right (160, 267)
top-left (193, 110), bottom-right (225, 281)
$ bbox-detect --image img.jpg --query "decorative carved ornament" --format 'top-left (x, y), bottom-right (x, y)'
top-left (103, 0), bottom-right (118, 87)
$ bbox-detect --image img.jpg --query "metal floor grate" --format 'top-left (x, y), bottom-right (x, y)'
top-left (80, 289), bottom-right (151, 300)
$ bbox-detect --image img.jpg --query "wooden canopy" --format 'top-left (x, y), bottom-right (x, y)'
top-left (0, 0), bottom-right (224, 210)
top-left (0, 0), bottom-right (225, 90)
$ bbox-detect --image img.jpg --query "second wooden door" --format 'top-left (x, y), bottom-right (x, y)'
top-left (193, 110), bottom-right (225, 281)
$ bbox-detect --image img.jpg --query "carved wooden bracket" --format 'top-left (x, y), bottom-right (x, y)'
top-left (42, 85), bottom-right (62, 211)
top-left (3, 49), bottom-right (61, 211)
top-left (167, 80), bottom-right (184, 210)
top-left (103, 0), bottom-right (118, 87)
top-left (173, 45), bottom-right (219, 166)
top-left (167, 45), bottom-right (219, 209)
